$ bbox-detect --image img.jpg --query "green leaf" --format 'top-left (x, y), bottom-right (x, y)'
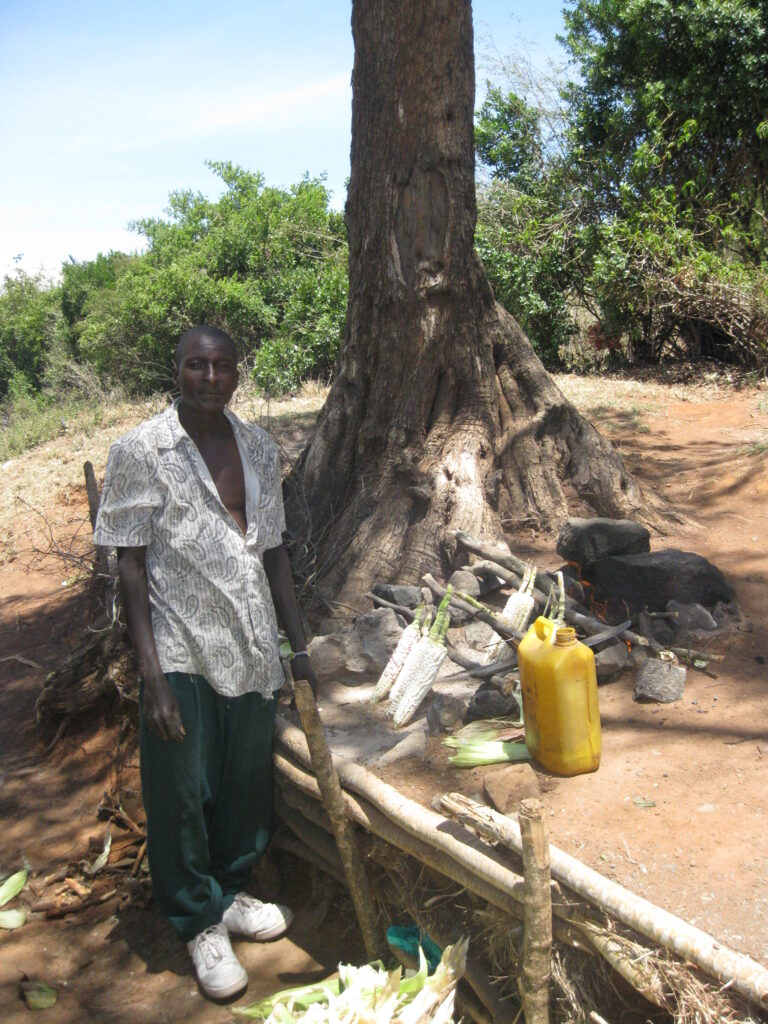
top-left (633, 797), bottom-right (656, 808)
top-left (0, 909), bottom-right (27, 929)
top-left (0, 868), bottom-right (28, 907)
top-left (20, 979), bottom-right (58, 1010)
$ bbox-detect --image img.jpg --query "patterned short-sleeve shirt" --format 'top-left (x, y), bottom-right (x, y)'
top-left (93, 401), bottom-right (286, 698)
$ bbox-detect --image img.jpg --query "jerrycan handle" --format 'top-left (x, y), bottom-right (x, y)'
top-left (532, 616), bottom-right (559, 644)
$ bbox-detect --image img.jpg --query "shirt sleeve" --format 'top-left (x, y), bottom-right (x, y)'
top-left (93, 437), bottom-right (162, 548)
top-left (256, 437), bottom-right (287, 556)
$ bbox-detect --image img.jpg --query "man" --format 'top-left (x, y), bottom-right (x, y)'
top-left (94, 324), bottom-right (318, 1000)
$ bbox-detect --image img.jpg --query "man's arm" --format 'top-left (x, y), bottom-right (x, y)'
top-left (117, 546), bottom-right (186, 741)
top-left (262, 543), bottom-right (319, 696)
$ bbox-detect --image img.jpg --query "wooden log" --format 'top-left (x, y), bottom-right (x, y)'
top-left (438, 792), bottom-right (768, 1011)
top-left (274, 724), bottom-right (591, 956)
top-left (292, 680), bottom-right (386, 960)
top-left (519, 799), bottom-right (552, 1024)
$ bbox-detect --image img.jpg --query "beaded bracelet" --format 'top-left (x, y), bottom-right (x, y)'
top-left (289, 650), bottom-right (310, 661)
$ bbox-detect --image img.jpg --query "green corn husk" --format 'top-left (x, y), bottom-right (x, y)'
top-left (235, 940), bottom-right (467, 1022)
top-left (0, 868), bottom-right (28, 907)
top-left (443, 716), bottom-right (524, 747)
top-left (446, 738), bottom-right (531, 768)
top-left (428, 585), bottom-right (453, 644)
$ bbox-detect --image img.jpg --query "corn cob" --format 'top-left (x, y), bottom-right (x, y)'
top-left (389, 587), bottom-right (452, 726)
top-left (489, 563), bottom-right (537, 660)
top-left (370, 606), bottom-right (425, 703)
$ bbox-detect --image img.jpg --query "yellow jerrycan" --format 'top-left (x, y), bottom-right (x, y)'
top-left (518, 616), bottom-right (601, 776)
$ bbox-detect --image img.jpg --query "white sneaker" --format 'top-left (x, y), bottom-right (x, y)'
top-left (187, 922), bottom-right (247, 1000)
top-left (222, 892), bottom-right (294, 941)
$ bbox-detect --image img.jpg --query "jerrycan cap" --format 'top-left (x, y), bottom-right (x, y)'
top-left (553, 626), bottom-right (577, 647)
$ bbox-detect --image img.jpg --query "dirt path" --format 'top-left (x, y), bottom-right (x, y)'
top-left (1, 373), bottom-right (767, 1019)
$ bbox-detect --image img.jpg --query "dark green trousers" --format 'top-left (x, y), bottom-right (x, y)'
top-left (139, 673), bottom-right (278, 942)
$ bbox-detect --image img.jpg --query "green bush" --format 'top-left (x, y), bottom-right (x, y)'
top-left (0, 271), bottom-right (64, 397)
top-left (74, 164), bottom-right (348, 395)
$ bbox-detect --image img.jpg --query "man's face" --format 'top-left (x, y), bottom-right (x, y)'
top-left (173, 334), bottom-right (239, 414)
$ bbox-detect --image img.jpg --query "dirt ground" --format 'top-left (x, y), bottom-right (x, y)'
top-left (1, 370), bottom-right (767, 1020)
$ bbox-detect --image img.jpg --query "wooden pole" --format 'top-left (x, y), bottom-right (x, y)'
top-left (518, 798), bottom-right (552, 1024)
top-left (292, 679), bottom-right (386, 960)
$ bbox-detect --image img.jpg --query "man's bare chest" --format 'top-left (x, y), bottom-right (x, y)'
top-left (195, 433), bottom-right (247, 534)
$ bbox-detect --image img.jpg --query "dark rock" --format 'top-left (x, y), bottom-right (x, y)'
top-left (590, 549), bottom-right (734, 614)
top-left (556, 517), bottom-right (651, 571)
top-left (666, 600), bottom-right (718, 633)
top-left (371, 583), bottom-right (423, 609)
top-left (426, 694), bottom-right (466, 735)
top-left (466, 683), bottom-right (521, 721)
top-left (711, 600), bottom-right (752, 631)
top-left (308, 608), bottom-right (401, 686)
top-left (483, 763), bottom-right (541, 814)
top-left (595, 642), bottom-right (630, 684)
top-left (634, 658), bottom-right (686, 703)
top-left (637, 610), bottom-right (676, 645)
top-left (446, 570), bottom-right (482, 624)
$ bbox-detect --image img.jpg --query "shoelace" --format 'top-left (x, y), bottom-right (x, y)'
top-left (231, 894), bottom-right (263, 915)
top-left (195, 926), bottom-right (228, 969)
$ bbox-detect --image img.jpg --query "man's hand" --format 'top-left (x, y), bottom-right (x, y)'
top-left (142, 672), bottom-right (187, 742)
top-left (290, 654), bottom-right (319, 698)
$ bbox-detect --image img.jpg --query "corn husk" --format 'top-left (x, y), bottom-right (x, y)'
top-left (235, 939), bottom-right (467, 1022)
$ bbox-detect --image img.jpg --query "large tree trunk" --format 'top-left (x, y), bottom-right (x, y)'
top-left (293, 0), bottom-right (651, 604)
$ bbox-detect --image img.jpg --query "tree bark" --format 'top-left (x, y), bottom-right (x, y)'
top-left (292, 0), bottom-right (652, 604)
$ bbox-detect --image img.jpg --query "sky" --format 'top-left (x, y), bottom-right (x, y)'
top-left (0, 1), bottom-right (570, 279)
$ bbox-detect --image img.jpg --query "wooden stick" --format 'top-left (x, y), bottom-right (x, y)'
top-left (422, 573), bottom-right (522, 642)
top-left (438, 792), bottom-right (768, 1010)
top-left (131, 840), bottom-right (147, 877)
top-left (518, 799), bottom-right (552, 1024)
top-left (292, 679), bottom-right (385, 960)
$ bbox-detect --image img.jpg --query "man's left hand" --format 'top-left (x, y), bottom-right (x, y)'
top-left (291, 654), bottom-right (319, 698)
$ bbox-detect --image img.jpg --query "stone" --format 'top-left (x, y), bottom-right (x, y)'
top-left (462, 620), bottom-right (499, 664)
top-left (636, 611), bottom-right (675, 646)
top-left (371, 583), bottom-right (423, 609)
top-left (446, 570), bottom-right (482, 624)
top-left (595, 642), bottom-right (630, 684)
top-left (590, 549), bottom-right (734, 614)
top-left (556, 517), bottom-right (651, 570)
top-left (483, 763), bottom-right (541, 814)
top-left (466, 683), bottom-right (522, 722)
top-left (426, 694), bottom-right (466, 735)
top-left (666, 600), bottom-right (718, 634)
top-left (634, 658), bottom-right (686, 704)
top-left (308, 608), bottom-right (402, 686)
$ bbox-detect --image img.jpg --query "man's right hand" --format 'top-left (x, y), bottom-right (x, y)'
top-left (142, 673), bottom-right (186, 742)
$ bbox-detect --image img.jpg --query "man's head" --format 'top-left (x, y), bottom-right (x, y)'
top-left (173, 325), bottom-right (239, 415)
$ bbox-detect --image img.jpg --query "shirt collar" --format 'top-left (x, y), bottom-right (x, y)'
top-left (156, 399), bottom-right (242, 451)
